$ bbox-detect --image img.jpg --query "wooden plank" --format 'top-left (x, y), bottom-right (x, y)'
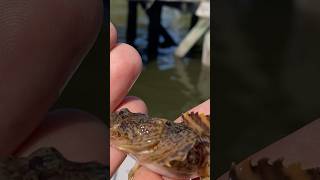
top-left (201, 30), bottom-right (210, 66)
top-left (174, 18), bottom-right (209, 58)
top-left (129, 0), bottom-right (200, 2)
top-left (196, 1), bottom-right (210, 18)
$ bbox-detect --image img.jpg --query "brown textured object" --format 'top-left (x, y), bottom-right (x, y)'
top-left (229, 158), bottom-right (320, 180)
top-left (110, 108), bottom-right (210, 179)
top-left (0, 147), bottom-right (108, 180)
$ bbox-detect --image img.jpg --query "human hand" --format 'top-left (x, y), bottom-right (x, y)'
top-left (0, 0), bottom-right (107, 163)
top-left (131, 99), bottom-right (210, 180)
top-left (109, 22), bottom-right (211, 179)
top-left (217, 118), bottom-right (320, 180)
top-left (109, 22), bottom-right (147, 175)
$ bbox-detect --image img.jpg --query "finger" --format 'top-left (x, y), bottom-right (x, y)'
top-left (217, 119), bottom-right (320, 180)
top-left (110, 96), bottom-right (148, 176)
top-left (15, 109), bottom-right (107, 164)
top-left (175, 99), bottom-right (210, 123)
top-left (133, 101), bottom-right (210, 180)
top-left (134, 166), bottom-right (163, 180)
top-left (110, 22), bottom-right (117, 50)
top-left (110, 43), bottom-right (142, 111)
top-left (249, 118), bottom-right (320, 166)
top-left (134, 166), bottom-right (188, 180)
top-left (115, 96), bottom-right (148, 113)
top-left (0, 0), bottom-right (103, 155)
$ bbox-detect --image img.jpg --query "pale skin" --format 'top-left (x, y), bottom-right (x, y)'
top-left (217, 118), bottom-right (320, 179)
top-left (0, 0), bottom-right (107, 164)
top-left (110, 22), bottom-right (210, 180)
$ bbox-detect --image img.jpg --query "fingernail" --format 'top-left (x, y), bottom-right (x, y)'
top-left (127, 64), bottom-right (142, 93)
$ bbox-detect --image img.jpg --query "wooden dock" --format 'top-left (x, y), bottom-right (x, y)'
top-left (126, 0), bottom-right (210, 63)
top-left (175, 0), bottom-right (210, 66)
top-left (126, 0), bottom-right (202, 60)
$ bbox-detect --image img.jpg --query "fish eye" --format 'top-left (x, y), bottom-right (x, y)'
top-left (119, 108), bottom-right (129, 117)
top-left (119, 110), bottom-right (124, 115)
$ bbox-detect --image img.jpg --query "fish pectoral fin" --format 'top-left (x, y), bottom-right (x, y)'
top-left (181, 112), bottom-right (210, 136)
top-left (199, 161), bottom-right (210, 180)
top-left (128, 163), bottom-right (141, 180)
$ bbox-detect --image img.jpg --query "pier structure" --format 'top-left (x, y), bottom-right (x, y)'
top-left (126, 0), bottom-right (201, 61)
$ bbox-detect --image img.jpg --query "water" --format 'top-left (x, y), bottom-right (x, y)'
top-left (214, 0), bottom-right (320, 177)
top-left (111, 0), bottom-right (210, 119)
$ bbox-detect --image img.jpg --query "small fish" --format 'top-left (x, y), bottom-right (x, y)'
top-left (110, 108), bottom-right (210, 179)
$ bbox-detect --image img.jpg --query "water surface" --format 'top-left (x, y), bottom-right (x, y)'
top-left (111, 0), bottom-right (210, 120)
top-left (214, 0), bottom-right (320, 177)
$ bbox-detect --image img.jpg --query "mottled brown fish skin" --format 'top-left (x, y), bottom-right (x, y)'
top-left (110, 108), bottom-right (210, 179)
top-left (0, 147), bottom-right (107, 180)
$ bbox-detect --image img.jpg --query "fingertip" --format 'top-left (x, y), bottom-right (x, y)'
top-left (134, 166), bottom-right (163, 180)
top-left (116, 96), bottom-right (148, 114)
top-left (175, 99), bottom-right (210, 123)
top-left (110, 44), bottom-right (143, 110)
top-left (195, 99), bottom-right (210, 114)
top-left (15, 109), bottom-right (107, 164)
top-left (113, 43), bottom-right (143, 72)
top-left (110, 146), bottom-right (126, 176)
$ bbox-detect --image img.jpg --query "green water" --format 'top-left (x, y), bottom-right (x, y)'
top-left (111, 0), bottom-right (210, 120)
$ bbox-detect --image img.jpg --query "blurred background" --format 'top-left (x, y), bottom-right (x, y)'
top-left (213, 0), bottom-right (320, 178)
top-left (111, 0), bottom-right (210, 119)
top-left (52, 27), bottom-right (107, 121)
top-left (111, 0), bottom-right (210, 179)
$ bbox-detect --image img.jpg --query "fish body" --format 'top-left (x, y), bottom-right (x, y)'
top-left (110, 108), bottom-right (210, 179)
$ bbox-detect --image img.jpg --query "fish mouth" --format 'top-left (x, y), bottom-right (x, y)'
top-left (110, 132), bottom-right (129, 143)
top-left (110, 129), bottom-right (131, 147)
top-left (111, 139), bottom-right (160, 155)
top-left (143, 163), bottom-right (198, 180)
